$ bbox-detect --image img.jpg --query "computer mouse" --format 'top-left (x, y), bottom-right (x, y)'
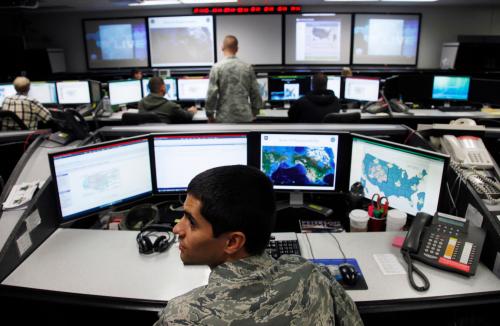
top-left (338, 263), bottom-right (358, 286)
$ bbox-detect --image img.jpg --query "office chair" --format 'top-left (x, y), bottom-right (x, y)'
top-left (121, 112), bottom-right (163, 125)
top-left (0, 111), bottom-right (29, 130)
top-left (322, 112), bottom-right (361, 123)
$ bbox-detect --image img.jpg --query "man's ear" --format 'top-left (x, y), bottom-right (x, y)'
top-left (224, 232), bottom-right (246, 255)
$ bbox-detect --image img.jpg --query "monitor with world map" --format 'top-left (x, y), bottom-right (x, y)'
top-left (349, 134), bottom-right (449, 216)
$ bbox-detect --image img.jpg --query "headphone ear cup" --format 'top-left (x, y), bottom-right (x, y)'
top-left (153, 235), bottom-right (169, 253)
top-left (137, 234), bottom-right (154, 254)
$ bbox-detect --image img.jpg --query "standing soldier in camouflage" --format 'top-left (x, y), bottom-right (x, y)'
top-left (205, 35), bottom-right (262, 123)
top-left (154, 165), bottom-right (363, 326)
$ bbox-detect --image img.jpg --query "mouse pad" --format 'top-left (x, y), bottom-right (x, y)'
top-left (310, 258), bottom-right (368, 290)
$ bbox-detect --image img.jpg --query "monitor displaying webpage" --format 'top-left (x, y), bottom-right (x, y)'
top-left (149, 16), bottom-right (215, 67)
top-left (349, 136), bottom-right (446, 216)
top-left (154, 134), bottom-right (247, 192)
top-left (142, 78), bottom-right (177, 101)
top-left (344, 77), bottom-right (380, 102)
top-left (353, 14), bottom-right (420, 65)
top-left (108, 80), bottom-right (142, 105)
top-left (29, 82), bottom-right (58, 104)
top-left (52, 138), bottom-right (152, 221)
top-left (56, 81), bottom-right (91, 105)
top-left (327, 76), bottom-right (341, 97)
top-left (285, 14), bottom-right (352, 65)
top-left (260, 133), bottom-right (339, 191)
top-left (0, 84), bottom-right (17, 103)
top-left (177, 77), bottom-right (209, 101)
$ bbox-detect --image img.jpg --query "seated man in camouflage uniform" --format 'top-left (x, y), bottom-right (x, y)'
top-left (155, 165), bottom-right (363, 326)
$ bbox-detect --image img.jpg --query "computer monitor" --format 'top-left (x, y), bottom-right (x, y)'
top-left (28, 82), bottom-right (58, 105)
top-left (108, 80), bottom-right (143, 106)
top-left (349, 134), bottom-right (449, 217)
top-left (177, 77), bottom-right (209, 101)
top-left (269, 75), bottom-right (311, 101)
top-left (344, 77), bottom-right (380, 102)
top-left (432, 76), bottom-right (470, 101)
top-left (49, 136), bottom-right (153, 222)
top-left (257, 77), bottom-right (268, 102)
top-left (89, 80), bottom-right (102, 103)
top-left (56, 81), bottom-right (92, 105)
top-left (469, 78), bottom-right (500, 107)
top-left (142, 77), bottom-right (177, 101)
top-left (327, 76), bottom-right (342, 97)
top-left (152, 133), bottom-right (248, 193)
top-left (0, 83), bottom-right (17, 103)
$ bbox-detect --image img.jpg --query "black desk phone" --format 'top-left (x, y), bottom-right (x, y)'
top-left (401, 212), bottom-right (486, 291)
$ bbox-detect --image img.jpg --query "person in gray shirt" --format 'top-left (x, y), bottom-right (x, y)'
top-left (205, 35), bottom-right (262, 123)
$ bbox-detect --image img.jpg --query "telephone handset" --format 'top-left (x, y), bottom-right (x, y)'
top-left (441, 135), bottom-right (494, 169)
top-left (402, 212), bottom-right (486, 291)
top-left (49, 109), bottom-right (90, 145)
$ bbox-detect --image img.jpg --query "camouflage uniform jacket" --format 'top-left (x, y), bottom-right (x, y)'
top-left (205, 56), bottom-right (262, 123)
top-left (154, 253), bottom-right (363, 326)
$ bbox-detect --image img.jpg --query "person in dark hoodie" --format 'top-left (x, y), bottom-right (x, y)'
top-left (138, 77), bottom-right (197, 124)
top-left (288, 73), bottom-right (341, 123)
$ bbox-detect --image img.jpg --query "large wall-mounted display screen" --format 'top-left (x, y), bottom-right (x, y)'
top-left (149, 16), bottom-right (215, 67)
top-left (285, 13), bottom-right (352, 65)
top-left (84, 18), bottom-right (149, 69)
top-left (352, 14), bottom-right (420, 65)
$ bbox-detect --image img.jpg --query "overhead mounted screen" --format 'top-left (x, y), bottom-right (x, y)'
top-left (352, 14), bottom-right (420, 65)
top-left (149, 15), bottom-right (215, 67)
top-left (84, 18), bottom-right (149, 69)
top-left (285, 13), bottom-right (352, 65)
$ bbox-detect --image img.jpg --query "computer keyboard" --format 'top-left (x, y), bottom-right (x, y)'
top-left (266, 239), bottom-right (301, 259)
top-left (436, 106), bottom-right (479, 112)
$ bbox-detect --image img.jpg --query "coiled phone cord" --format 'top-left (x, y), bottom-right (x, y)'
top-left (402, 251), bottom-right (430, 292)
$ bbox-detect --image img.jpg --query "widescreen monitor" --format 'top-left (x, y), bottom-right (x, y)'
top-left (344, 77), bottom-right (380, 102)
top-left (469, 78), bottom-right (500, 106)
top-left (108, 80), bottom-right (142, 105)
top-left (0, 83), bottom-right (17, 103)
top-left (352, 14), bottom-right (420, 65)
top-left (56, 81), bottom-right (92, 105)
top-left (269, 76), bottom-right (311, 101)
top-left (142, 77), bottom-right (177, 101)
top-left (84, 18), bottom-right (149, 69)
top-left (28, 82), bottom-right (58, 105)
top-left (432, 76), bottom-right (470, 101)
top-left (257, 77), bottom-right (269, 102)
top-left (285, 13), bottom-right (352, 65)
top-left (152, 133), bottom-right (247, 193)
top-left (177, 77), bottom-right (209, 101)
top-left (149, 15), bottom-right (215, 67)
top-left (49, 136), bottom-right (153, 222)
top-left (327, 76), bottom-right (342, 97)
top-left (349, 134), bottom-right (448, 216)
top-left (258, 133), bottom-right (340, 191)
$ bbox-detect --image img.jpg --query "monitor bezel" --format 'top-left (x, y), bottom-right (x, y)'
top-left (56, 80), bottom-right (93, 105)
top-left (343, 76), bottom-right (381, 102)
top-left (108, 79), bottom-right (143, 105)
top-left (431, 75), bottom-right (471, 102)
top-left (176, 76), bottom-right (210, 101)
top-left (349, 133), bottom-right (450, 217)
top-left (150, 132), bottom-right (250, 194)
top-left (247, 131), bottom-right (351, 193)
top-left (48, 135), bottom-right (153, 224)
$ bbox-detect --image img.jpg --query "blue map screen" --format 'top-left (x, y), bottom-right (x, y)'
top-left (432, 76), bottom-right (470, 101)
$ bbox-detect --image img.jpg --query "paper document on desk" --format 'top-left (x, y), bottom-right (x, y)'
top-left (373, 253), bottom-right (406, 275)
top-left (2, 181), bottom-right (41, 209)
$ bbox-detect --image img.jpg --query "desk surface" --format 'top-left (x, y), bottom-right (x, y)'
top-left (3, 229), bottom-right (499, 312)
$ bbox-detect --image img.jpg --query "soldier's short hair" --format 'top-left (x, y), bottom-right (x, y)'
top-left (13, 76), bottom-right (30, 94)
top-left (187, 165), bottom-right (276, 255)
top-left (223, 35), bottom-right (238, 52)
top-left (312, 73), bottom-right (327, 92)
top-left (148, 76), bottom-right (164, 94)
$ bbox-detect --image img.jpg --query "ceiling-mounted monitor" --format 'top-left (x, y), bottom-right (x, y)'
top-left (352, 13), bottom-right (420, 65)
top-left (84, 18), bottom-right (149, 69)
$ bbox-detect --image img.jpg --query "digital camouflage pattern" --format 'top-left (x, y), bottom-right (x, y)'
top-left (205, 56), bottom-right (262, 123)
top-left (155, 253), bottom-right (363, 326)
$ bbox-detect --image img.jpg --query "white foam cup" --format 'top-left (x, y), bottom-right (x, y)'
top-left (349, 209), bottom-right (369, 232)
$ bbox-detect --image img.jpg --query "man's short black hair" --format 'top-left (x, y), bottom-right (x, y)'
top-left (312, 72), bottom-right (328, 92)
top-left (187, 165), bottom-right (276, 255)
top-left (148, 76), bottom-right (164, 94)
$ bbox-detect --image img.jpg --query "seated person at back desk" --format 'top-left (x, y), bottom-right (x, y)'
top-left (1, 76), bottom-right (52, 130)
top-left (155, 165), bottom-right (362, 326)
top-left (138, 77), bottom-right (197, 124)
top-left (288, 73), bottom-right (341, 123)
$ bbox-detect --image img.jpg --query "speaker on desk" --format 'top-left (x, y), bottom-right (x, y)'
top-left (136, 224), bottom-right (175, 254)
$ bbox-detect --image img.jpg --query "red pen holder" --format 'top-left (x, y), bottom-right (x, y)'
top-left (368, 216), bottom-right (386, 232)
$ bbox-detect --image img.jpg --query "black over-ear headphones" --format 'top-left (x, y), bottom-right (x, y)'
top-left (136, 224), bottom-right (175, 255)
